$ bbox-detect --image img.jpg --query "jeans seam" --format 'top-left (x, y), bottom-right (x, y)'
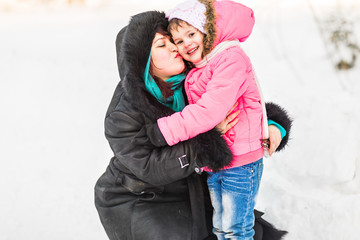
top-left (240, 166), bottom-right (254, 238)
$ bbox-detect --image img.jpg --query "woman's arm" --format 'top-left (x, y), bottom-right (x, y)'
top-left (105, 110), bottom-right (198, 186)
top-left (215, 102), bottom-right (240, 135)
top-left (265, 102), bottom-right (292, 152)
top-left (105, 109), bottom-right (233, 184)
top-left (267, 125), bottom-right (281, 156)
top-left (217, 102), bottom-right (292, 156)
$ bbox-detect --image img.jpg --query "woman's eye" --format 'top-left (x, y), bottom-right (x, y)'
top-left (157, 42), bottom-right (165, 47)
top-left (189, 33), bottom-right (194, 37)
top-left (176, 40), bottom-right (183, 45)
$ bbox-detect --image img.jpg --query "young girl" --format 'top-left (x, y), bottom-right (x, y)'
top-left (150, 0), bottom-right (289, 239)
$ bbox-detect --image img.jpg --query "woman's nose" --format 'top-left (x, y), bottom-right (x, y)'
top-left (169, 43), bottom-right (178, 52)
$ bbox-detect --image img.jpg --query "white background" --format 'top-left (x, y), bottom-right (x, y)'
top-left (1, 0), bottom-right (360, 239)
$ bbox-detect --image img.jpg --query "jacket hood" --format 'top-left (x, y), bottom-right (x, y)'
top-left (115, 11), bottom-right (175, 119)
top-left (200, 0), bottom-right (255, 54)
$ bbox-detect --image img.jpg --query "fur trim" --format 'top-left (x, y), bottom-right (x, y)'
top-left (115, 11), bottom-right (174, 120)
top-left (192, 128), bottom-right (233, 172)
top-left (198, 0), bottom-right (217, 55)
top-left (265, 102), bottom-right (293, 151)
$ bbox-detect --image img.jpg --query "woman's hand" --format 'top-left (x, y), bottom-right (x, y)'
top-left (268, 124), bottom-right (282, 156)
top-left (216, 102), bottom-right (240, 135)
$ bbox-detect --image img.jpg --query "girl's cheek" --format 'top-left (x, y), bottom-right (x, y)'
top-left (179, 47), bottom-right (186, 56)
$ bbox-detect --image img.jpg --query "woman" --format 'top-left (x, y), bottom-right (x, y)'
top-left (95, 11), bottom-right (291, 240)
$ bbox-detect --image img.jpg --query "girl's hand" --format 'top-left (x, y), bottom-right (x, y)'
top-left (216, 102), bottom-right (240, 135)
top-left (268, 124), bottom-right (281, 156)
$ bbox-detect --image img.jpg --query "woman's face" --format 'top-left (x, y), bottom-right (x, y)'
top-left (150, 33), bottom-right (185, 80)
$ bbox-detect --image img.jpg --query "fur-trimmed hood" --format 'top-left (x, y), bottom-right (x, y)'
top-left (115, 11), bottom-right (176, 121)
top-left (199, 0), bottom-right (255, 55)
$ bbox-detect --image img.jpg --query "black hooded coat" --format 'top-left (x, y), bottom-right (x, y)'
top-left (95, 11), bottom-right (290, 240)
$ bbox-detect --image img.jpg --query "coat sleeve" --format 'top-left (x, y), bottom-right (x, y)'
top-left (157, 50), bottom-right (250, 146)
top-left (105, 109), bottom-right (232, 185)
top-left (105, 110), bottom-right (199, 186)
top-left (265, 102), bottom-right (293, 151)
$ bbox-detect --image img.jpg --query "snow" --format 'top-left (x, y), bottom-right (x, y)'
top-left (1, 0), bottom-right (359, 239)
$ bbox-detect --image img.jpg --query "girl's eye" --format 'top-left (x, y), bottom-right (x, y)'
top-left (176, 40), bottom-right (183, 45)
top-left (189, 32), bottom-right (194, 37)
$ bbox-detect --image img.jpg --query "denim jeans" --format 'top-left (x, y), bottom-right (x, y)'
top-left (207, 158), bottom-right (263, 240)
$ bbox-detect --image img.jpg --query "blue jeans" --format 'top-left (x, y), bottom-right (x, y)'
top-left (207, 158), bottom-right (263, 240)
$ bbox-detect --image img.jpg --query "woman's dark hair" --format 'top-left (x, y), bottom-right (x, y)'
top-left (149, 27), bottom-right (175, 99)
top-left (149, 65), bottom-right (174, 99)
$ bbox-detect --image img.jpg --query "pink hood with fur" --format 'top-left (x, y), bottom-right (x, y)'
top-left (158, 0), bottom-right (264, 167)
top-left (213, 1), bottom-right (254, 46)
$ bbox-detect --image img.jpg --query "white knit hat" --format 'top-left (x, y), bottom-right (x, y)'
top-left (166, 0), bottom-right (207, 34)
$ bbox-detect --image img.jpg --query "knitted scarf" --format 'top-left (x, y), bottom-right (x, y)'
top-left (144, 55), bottom-right (186, 112)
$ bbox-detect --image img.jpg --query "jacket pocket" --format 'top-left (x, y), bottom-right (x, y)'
top-left (223, 127), bottom-right (236, 147)
top-left (116, 173), bottom-right (164, 195)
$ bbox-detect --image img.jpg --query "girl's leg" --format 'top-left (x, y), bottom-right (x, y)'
top-left (221, 159), bottom-right (263, 240)
top-left (207, 171), bottom-right (226, 240)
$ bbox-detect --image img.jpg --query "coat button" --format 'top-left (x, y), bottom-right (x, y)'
top-left (195, 168), bottom-right (200, 173)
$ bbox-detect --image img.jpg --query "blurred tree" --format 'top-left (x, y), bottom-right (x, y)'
top-left (308, 0), bottom-right (360, 71)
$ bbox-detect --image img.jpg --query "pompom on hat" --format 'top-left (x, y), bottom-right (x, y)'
top-left (166, 0), bottom-right (207, 34)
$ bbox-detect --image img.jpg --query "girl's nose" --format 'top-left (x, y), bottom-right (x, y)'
top-left (184, 39), bottom-right (191, 47)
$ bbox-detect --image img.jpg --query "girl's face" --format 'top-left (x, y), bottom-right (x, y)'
top-left (171, 23), bottom-right (204, 64)
top-left (150, 33), bottom-right (185, 80)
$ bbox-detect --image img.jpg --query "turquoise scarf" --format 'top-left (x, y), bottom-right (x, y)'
top-left (144, 54), bottom-right (186, 112)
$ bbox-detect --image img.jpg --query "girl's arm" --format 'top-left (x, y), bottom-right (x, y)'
top-left (158, 51), bottom-right (249, 146)
top-left (146, 101), bottom-right (292, 156)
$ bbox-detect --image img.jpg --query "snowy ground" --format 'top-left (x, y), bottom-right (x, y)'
top-left (1, 0), bottom-right (360, 239)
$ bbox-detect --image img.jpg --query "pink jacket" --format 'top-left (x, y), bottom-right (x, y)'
top-left (158, 1), bottom-right (264, 168)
